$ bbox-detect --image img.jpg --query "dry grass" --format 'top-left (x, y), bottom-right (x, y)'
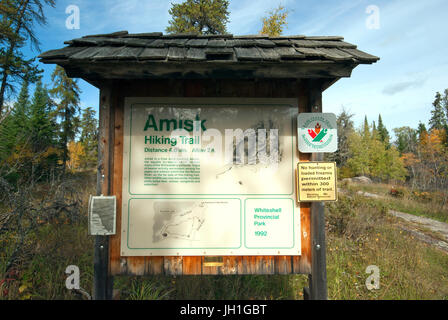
top-left (326, 193), bottom-right (448, 300)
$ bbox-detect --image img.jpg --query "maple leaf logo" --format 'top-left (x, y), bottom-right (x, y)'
top-left (308, 122), bottom-right (328, 142)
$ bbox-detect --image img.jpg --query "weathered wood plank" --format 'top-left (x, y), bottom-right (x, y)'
top-left (207, 39), bottom-right (227, 47)
top-left (115, 47), bottom-right (143, 60)
top-left (38, 46), bottom-right (85, 59)
top-left (146, 39), bottom-right (165, 48)
top-left (221, 256), bottom-right (239, 275)
top-left (123, 32), bottom-right (163, 38)
top-left (163, 38), bottom-right (188, 47)
top-left (145, 257), bottom-right (164, 275)
top-left (162, 32), bottom-right (199, 39)
top-left (318, 48), bottom-right (354, 61)
top-left (294, 47), bottom-right (324, 57)
top-left (275, 46), bottom-right (305, 59)
top-left (186, 48), bottom-right (207, 61)
top-left (293, 80), bottom-right (312, 274)
top-left (109, 85), bottom-right (125, 276)
top-left (65, 37), bottom-right (110, 46)
top-left (185, 38), bottom-right (209, 47)
top-left (255, 39), bottom-right (276, 48)
top-left (271, 39), bottom-right (291, 46)
top-left (258, 48), bottom-right (281, 61)
top-left (167, 47), bottom-right (186, 61)
top-left (339, 47), bottom-right (380, 62)
top-left (127, 257), bottom-right (146, 276)
top-left (204, 47), bottom-right (234, 55)
top-left (305, 36), bottom-right (344, 41)
top-left (183, 257), bottom-right (202, 275)
top-left (139, 47), bottom-right (168, 60)
top-left (234, 47), bottom-right (263, 61)
top-left (269, 35), bottom-right (306, 40)
top-left (62, 60), bottom-right (355, 80)
top-left (318, 40), bottom-right (357, 48)
top-left (84, 30), bottom-right (129, 38)
top-left (233, 39), bottom-right (257, 47)
top-left (275, 256), bottom-right (293, 275)
top-left (239, 256), bottom-right (274, 275)
top-left (92, 47), bottom-right (126, 60)
top-left (202, 256), bottom-right (221, 275)
top-left (122, 38), bottom-right (153, 47)
top-left (291, 39), bottom-right (321, 48)
top-left (164, 257), bottom-right (183, 276)
top-left (69, 47), bottom-right (104, 60)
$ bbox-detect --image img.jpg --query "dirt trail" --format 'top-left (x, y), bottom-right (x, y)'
top-left (354, 190), bottom-right (448, 253)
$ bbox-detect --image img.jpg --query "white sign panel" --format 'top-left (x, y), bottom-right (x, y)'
top-left (297, 113), bottom-right (337, 153)
top-left (121, 98), bottom-right (300, 256)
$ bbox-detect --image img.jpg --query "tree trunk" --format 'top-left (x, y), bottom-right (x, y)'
top-left (62, 105), bottom-right (68, 176)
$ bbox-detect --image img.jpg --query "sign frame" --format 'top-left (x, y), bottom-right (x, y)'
top-left (120, 97), bottom-right (301, 257)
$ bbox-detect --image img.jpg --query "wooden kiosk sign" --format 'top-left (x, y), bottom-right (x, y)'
top-left (39, 31), bottom-right (378, 300)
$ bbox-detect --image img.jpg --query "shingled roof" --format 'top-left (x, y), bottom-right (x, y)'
top-left (39, 31), bottom-right (379, 81)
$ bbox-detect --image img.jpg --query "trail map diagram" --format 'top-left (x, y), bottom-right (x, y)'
top-left (153, 201), bottom-right (207, 244)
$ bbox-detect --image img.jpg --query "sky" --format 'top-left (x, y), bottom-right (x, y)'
top-left (20, 0), bottom-right (448, 136)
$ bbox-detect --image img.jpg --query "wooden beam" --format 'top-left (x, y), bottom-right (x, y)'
top-left (62, 61), bottom-right (355, 81)
top-left (307, 80), bottom-right (328, 300)
top-left (93, 86), bottom-right (114, 300)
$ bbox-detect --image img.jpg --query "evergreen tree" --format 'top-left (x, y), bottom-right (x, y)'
top-left (377, 114), bottom-right (390, 146)
top-left (417, 121), bottom-right (427, 140)
top-left (79, 107), bottom-right (98, 168)
top-left (0, 79), bottom-right (29, 163)
top-left (443, 89), bottom-right (448, 118)
top-left (50, 66), bottom-right (81, 174)
top-left (362, 115), bottom-right (370, 139)
top-left (429, 92), bottom-right (447, 131)
top-left (29, 79), bottom-right (54, 152)
top-left (11, 79), bottom-right (30, 138)
top-left (166, 0), bottom-right (230, 35)
top-left (0, 0), bottom-right (56, 114)
top-left (259, 5), bottom-right (289, 37)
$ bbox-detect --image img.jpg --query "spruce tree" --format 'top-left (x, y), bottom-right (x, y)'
top-left (79, 107), bottom-right (98, 169)
top-left (429, 92), bottom-right (447, 131)
top-left (50, 66), bottom-right (81, 174)
top-left (11, 79), bottom-right (30, 139)
top-left (29, 80), bottom-right (54, 152)
top-left (362, 116), bottom-right (370, 139)
top-left (377, 114), bottom-right (390, 147)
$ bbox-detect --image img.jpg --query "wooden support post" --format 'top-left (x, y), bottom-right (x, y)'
top-left (305, 80), bottom-right (328, 300)
top-left (93, 236), bottom-right (109, 300)
top-left (93, 86), bottom-right (114, 300)
top-left (309, 153), bottom-right (328, 300)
